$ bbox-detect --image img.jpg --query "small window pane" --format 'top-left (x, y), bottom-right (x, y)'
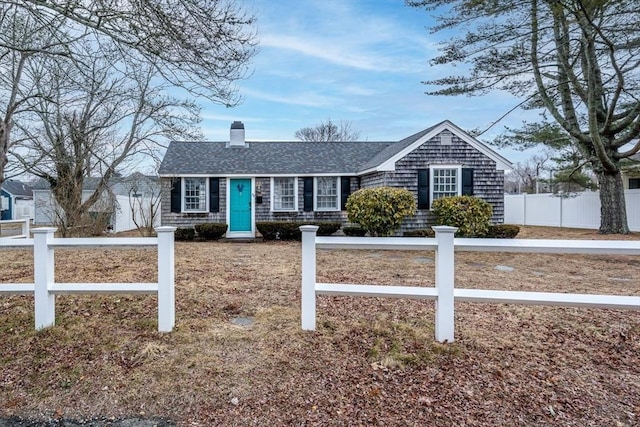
top-left (184, 178), bottom-right (206, 211)
top-left (316, 177), bottom-right (338, 210)
top-left (432, 168), bottom-right (458, 201)
top-left (274, 178), bottom-right (296, 210)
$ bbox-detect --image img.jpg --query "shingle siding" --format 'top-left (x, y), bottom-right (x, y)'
top-left (162, 177), bottom-right (349, 229)
top-left (158, 122), bottom-right (510, 235)
top-left (160, 178), bottom-right (227, 228)
top-left (368, 132), bottom-right (504, 233)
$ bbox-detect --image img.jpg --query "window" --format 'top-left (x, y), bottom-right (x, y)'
top-left (432, 168), bottom-right (459, 201)
top-left (184, 178), bottom-right (207, 211)
top-left (272, 177), bottom-right (297, 211)
top-left (315, 177), bottom-right (339, 211)
top-left (418, 166), bottom-right (473, 209)
top-left (630, 178), bottom-right (640, 189)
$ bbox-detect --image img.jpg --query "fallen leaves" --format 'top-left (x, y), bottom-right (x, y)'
top-left (0, 227), bottom-right (639, 425)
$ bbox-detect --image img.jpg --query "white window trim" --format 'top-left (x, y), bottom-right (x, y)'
top-left (270, 177), bottom-right (299, 212)
top-left (182, 177), bottom-right (209, 213)
top-left (429, 165), bottom-right (462, 208)
top-left (313, 176), bottom-right (341, 212)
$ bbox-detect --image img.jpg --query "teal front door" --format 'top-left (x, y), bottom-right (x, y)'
top-left (229, 178), bottom-right (252, 233)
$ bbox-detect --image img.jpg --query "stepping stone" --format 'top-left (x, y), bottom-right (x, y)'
top-left (414, 257), bottom-right (434, 264)
top-left (495, 265), bottom-right (515, 272)
top-left (532, 271), bottom-right (545, 276)
top-left (610, 277), bottom-right (632, 282)
top-left (230, 316), bottom-right (254, 327)
top-left (468, 262), bottom-right (487, 268)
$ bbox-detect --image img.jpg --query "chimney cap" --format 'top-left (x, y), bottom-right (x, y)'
top-left (231, 121), bottom-right (244, 129)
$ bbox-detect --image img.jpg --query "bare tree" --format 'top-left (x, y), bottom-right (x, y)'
top-left (14, 45), bottom-right (200, 236)
top-left (505, 153), bottom-right (553, 194)
top-left (0, 0), bottom-right (257, 187)
top-left (125, 174), bottom-right (162, 237)
top-left (0, 5), bottom-right (74, 188)
top-left (294, 118), bottom-right (361, 142)
top-left (409, 0), bottom-right (640, 233)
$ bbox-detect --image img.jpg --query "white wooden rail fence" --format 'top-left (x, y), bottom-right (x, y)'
top-left (0, 217), bottom-right (30, 239)
top-left (300, 225), bottom-right (640, 343)
top-left (0, 226), bottom-right (176, 332)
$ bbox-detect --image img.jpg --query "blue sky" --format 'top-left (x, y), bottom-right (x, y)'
top-left (199, 0), bottom-right (539, 164)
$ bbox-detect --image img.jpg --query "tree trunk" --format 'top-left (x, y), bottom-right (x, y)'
top-left (0, 120), bottom-right (7, 188)
top-left (52, 181), bottom-right (84, 237)
top-left (597, 170), bottom-right (629, 234)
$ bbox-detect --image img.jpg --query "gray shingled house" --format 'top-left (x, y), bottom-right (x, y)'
top-left (158, 120), bottom-right (512, 238)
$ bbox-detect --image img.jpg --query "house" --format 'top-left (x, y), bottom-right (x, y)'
top-left (622, 153), bottom-right (640, 190)
top-left (1, 180), bottom-right (34, 221)
top-left (32, 174), bottom-right (161, 232)
top-left (158, 120), bottom-right (512, 237)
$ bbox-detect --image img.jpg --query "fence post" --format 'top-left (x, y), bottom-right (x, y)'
top-left (21, 216), bottom-right (30, 237)
top-left (156, 226), bottom-right (176, 332)
top-left (433, 226), bottom-right (457, 343)
top-left (300, 225), bottom-right (319, 331)
top-left (33, 228), bottom-right (57, 330)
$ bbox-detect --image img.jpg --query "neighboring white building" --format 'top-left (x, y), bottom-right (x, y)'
top-left (1, 180), bottom-right (34, 221)
top-left (32, 174), bottom-right (161, 233)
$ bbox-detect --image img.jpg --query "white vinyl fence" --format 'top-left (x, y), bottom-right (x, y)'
top-left (300, 225), bottom-right (640, 343)
top-left (505, 190), bottom-right (640, 231)
top-left (0, 226), bottom-right (176, 332)
top-left (0, 217), bottom-right (30, 239)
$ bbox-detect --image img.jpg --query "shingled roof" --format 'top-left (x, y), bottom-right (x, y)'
top-left (158, 140), bottom-right (394, 175)
top-left (158, 120), bottom-right (512, 176)
top-left (1, 180), bottom-right (33, 198)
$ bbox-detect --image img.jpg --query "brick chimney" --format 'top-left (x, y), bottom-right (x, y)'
top-left (229, 121), bottom-right (245, 147)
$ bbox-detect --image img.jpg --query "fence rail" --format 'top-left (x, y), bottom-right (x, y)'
top-left (0, 217), bottom-right (30, 239)
top-left (300, 225), bottom-right (640, 343)
top-left (0, 226), bottom-right (176, 332)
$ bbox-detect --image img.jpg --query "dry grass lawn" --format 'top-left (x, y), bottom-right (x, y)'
top-left (0, 226), bottom-right (639, 426)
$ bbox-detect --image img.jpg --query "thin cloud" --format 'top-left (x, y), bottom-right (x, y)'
top-left (261, 34), bottom-right (399, 72)
top-left (241, 87), bottom-right (339, 108)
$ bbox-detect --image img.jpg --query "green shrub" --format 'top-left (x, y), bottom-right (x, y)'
top-left (404, 229), bottom-right (435, 238)
top-left (194, 223), bottom-right (228, 240)
top-left (346, 187), bottom-right (416, 236)
top-left (174, 227), bottom-right (195, 241)
top-left (343, 226), bottom-right (367, 237)
top-left (431, 195), bottom-right (492, 237)
top-left (256, 221), bottom-right (341, 241)
top-left (256, 221), bottom-right (298, 240)
top-left (485, 224), bottom-right (520, 238)
top-left (315, 222), bottom-right (342, 236)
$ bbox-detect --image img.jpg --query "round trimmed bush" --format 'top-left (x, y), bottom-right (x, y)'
top-left (194, 223), bottom-right (228, 240)
top-left (346, 187), bottom-right (416, 236)
top-left (256, 221), bottom-right (342, 240)
top-left (315, 222), bottom-right (342, 236)
top-left (485, 224), bottom-right (520, 238)
top-left (343, 226), bottom-right (367, 237)
top-left (431, 195), bottom-right (492, 237)
top-left (175, 227), bottom-right (195, 241)
top-left (404, 229), bottom-right (435, 238)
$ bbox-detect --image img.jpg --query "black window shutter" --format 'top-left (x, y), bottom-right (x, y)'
top-left (417, 169), bottom-right (429, 209)
top-left (303, 177), bottom-right (314, 212)
top-left (340, 177), bottom-right (351, 210)
top-left (462, 168), bottom-right (474, 196)
top-left (170, 178), bottom-right (181, 213)
top-left (209, 178), bottom-right (220, 212)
